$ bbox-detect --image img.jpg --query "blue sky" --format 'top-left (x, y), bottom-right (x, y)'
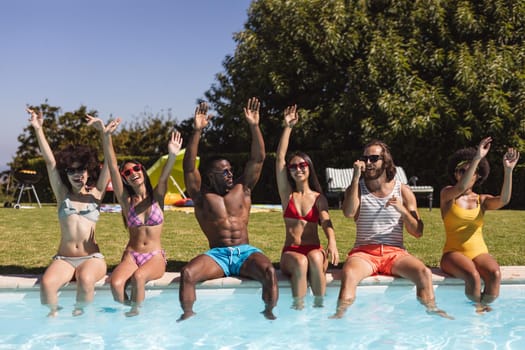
top-left (0, 0), bottom-right (252, 172)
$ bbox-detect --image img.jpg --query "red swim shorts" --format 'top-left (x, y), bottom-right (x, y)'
top-left (348, 244), bottom-right (410, 275)
top-left (282, 244), bottom-right (323, 256)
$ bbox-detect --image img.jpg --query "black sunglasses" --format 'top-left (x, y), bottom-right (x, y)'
top-left (212, 168), bottom-right (233, 177)
top-left (121, 164), bottom-right (142, 177)
top-left (359, 155), bottom-right (383, 163)
top-left (65, 166), bottom-right (87, 175)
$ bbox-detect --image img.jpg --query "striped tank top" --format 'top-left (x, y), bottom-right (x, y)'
top-left (355, 179), bottom-right (404, 248)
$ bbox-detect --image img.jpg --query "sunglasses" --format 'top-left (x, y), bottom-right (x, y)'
top-left (359, 155), bottom-right (383, 163)
top-left (212, 168), bottom-right (233, 177)
top-left (65, 166), bottom-right (87, 175)
top-left (121, 164), bottom-right (142, 177)
top-left (288, 162), bottom-right (309, 171)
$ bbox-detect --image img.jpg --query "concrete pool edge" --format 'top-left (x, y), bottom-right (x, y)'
top-left (1, 266), bottom-right (525, 290)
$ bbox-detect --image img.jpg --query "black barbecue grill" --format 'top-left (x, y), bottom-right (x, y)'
top-left (13, 169), bottom-right (42, 209)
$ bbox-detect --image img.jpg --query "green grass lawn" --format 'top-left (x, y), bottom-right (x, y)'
top-left (1, 204), bottom-right (524, 274)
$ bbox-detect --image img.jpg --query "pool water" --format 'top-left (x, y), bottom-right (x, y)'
top-left (1, 285), bottom-right (524, 349)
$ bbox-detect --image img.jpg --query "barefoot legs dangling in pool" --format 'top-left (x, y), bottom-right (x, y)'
top-left (331, 140), bottom-right (452, 320)
top-left (439, 137), bottom-right (519, 314)
top-left (179, 99), bottom-right (279, 321)
top-left (28, 108), bottom-right (110, 317)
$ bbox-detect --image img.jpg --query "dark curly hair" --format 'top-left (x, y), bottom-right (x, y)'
top-left (447, 147), bottom-right (490, 185)
top-left (55, 144), bottom-right (101, 191)
top-left (363, 140), bottom-right (397, 182)
top-left (286, 151), bottom-right (323, 194)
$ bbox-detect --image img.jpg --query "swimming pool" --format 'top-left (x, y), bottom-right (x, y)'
top-left (1, 284), bottom-right (524, 349)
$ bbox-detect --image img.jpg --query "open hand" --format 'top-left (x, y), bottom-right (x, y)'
top-left (243, 97), bottom-right (260, 126)
top-left (283, 105), bottom-right (299, 127)
top-left (168, 131), bottom-right (183, 155)
top-left (194, 102), bottom-right (211, 131)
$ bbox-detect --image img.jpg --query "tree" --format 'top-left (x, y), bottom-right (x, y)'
top-left (10, 104), bottom-right (181, 202)
top-left (204, 0), bottom-right (525, 201)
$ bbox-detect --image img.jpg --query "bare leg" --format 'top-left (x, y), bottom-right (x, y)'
top-left (441, 252), bottom-right (490, 312)
top-left (395, 255), bottom-right (453, 319)
top-left (474, 253), bottom-right (501, 312)
top-left (330, 257), bottom-right (371, 319)
top-left (307, 249), bottom-right (327, 307)
top-left (125, 254), bottom-right (166, 317)
top-left (240, 252), bottom-right (278, 320)
top-left (280, 251), bottom-right (308, 310)
top-left (73, 257), bottom-right (107, 316)
top-left (178, 255), bottom-right (224, 321)
top-left (110, 253), bottom-right (137, 304)
top-left (40, 260), bottom-right (75, 317)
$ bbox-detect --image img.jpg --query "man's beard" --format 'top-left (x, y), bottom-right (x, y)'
top-left (364, 165), bottom-right (385, 180)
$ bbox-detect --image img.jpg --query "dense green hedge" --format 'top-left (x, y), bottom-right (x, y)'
top-left (10, 152), bottom-right (524, 209)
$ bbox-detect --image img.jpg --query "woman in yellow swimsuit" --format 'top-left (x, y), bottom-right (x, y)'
top-left (28, 108), bottom-right (110, 317)
top-left (276, 104), bottom-right (339, 309)
top-left (440, 136), bottom-right (520, 312)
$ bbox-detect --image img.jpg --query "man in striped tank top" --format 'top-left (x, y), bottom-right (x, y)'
top-left (331, 140), bottom-right (452, 319)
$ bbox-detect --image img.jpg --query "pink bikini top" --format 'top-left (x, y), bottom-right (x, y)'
top-left (283, 194), bottom-right (320, 223)
top-left (126, 200), bottom-right (164, 228)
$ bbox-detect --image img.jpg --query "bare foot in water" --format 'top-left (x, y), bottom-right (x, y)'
top-left (125, 308), bottom-right (139, 317)
top-left (72, 307), bottom-right (84, 316)
top-left (47, 305), bottom-right (63, 317)
top-left (291, 297), bottom-right (304, 310)
top-left (262, 308), bottom-right (276, 320)
top-left (329, 299), bottom-right (354, 319)
top-left (177, 311), bottom-right (196, 322)
top-left (313, 296), bottom-right (324, 308)
top-left (475, 303), bottom-right (493, 314)
top-left (426, 307), bottom-right (454, 320)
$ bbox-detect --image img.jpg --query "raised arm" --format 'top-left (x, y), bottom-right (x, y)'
top-left (85, 115), bottom-right (126, 206)
top-left (483, 147), bottom-right (520, 210)
top-left (342, 160), bottom-right (364, 218)
top-left (26, 108), bottom-right (65, 201)
top-left (441, 137), bottom-right (492, 205)
top-left (242, 97), bottom-right (265, 190)
top-left (276, 105), bottom-right (299, 204)
top-left (183, 102), bottom-right (210, 201)
top-left (155, 131), bottom-right (183, 201)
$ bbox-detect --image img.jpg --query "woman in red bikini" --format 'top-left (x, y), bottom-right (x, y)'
top-left (276, 104), bottom-right (339, 309)
top-left (87, 115), bottom-right (182, 316)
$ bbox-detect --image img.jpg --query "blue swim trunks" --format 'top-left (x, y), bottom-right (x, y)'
top-left (204, 244), bottom-right (262, 277)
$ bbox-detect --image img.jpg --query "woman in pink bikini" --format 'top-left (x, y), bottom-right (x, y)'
top-left (28, 108), bottom-right (110, 317)
top-left (276, 104), bottom-right (339, 309)
top-left (87, 115), bottom-right (182, 316)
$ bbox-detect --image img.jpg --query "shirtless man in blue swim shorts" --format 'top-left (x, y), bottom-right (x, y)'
top-left (179, 98), bottom-right (278, 321)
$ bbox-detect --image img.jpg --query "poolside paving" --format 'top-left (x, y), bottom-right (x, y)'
top-left (1, 266), bottom-right (524, 290)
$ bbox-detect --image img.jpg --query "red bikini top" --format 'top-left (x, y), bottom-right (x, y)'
top-left (283, 194), bottom-right (320, 223)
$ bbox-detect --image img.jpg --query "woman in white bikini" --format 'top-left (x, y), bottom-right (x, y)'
top-left (276, 105), bottom-right (339, 309)
top-left (28, 108), bottom-right (110, 317)
top-left (87, 115), bottom-right (182, 316)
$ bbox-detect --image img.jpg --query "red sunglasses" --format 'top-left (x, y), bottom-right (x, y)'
top-left (287, 162), bottom-right (309, 171)
top-left (121, 164), bottom-right (142, 177)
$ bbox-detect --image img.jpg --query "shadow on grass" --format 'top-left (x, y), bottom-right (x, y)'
top-left (1, 262), bottom-right (310, 276)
